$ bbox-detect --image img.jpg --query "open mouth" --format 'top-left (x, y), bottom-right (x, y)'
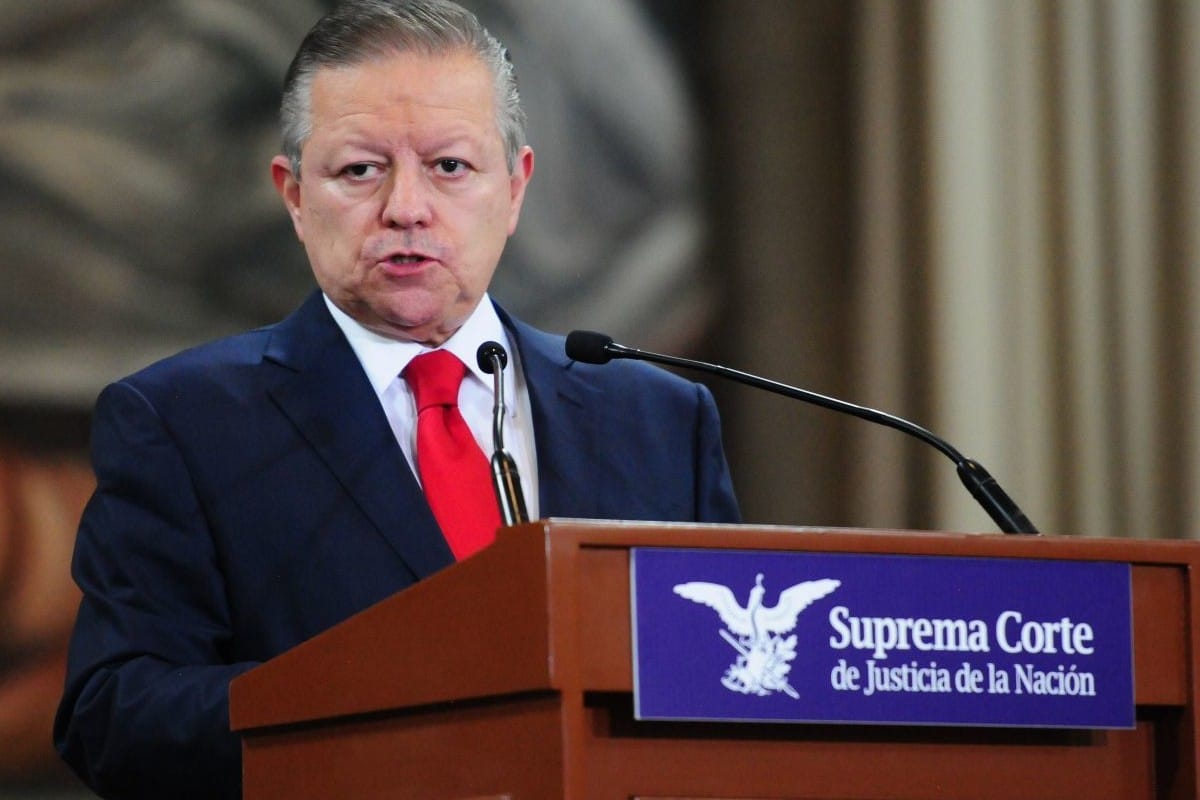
top-left (378, 252), bottom-right (438, 278)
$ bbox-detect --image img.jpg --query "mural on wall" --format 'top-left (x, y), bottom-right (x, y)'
top-left (0, 0), bottom-right (706, 405)
top-left (0, 0), bottom-right (706, 791)
top-left (0, 449), bottom-right (93, 786)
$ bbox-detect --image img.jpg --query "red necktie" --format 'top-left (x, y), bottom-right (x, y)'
top-left (403, 350), bottom-right (498, 559)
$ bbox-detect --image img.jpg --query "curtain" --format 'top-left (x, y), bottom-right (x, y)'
top-left (719, 0), bottom-right (1200, 539)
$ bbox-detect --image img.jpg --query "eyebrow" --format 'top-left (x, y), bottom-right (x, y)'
top-left (419, 131), bottom-right (488, 154)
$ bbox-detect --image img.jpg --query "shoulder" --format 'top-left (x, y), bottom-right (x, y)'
top-left (502, 310), bottom-right (712, 408)
top-left (108, 291), bottom-right (330, 405)
top-left (113, 326), bottom-right (275, 402)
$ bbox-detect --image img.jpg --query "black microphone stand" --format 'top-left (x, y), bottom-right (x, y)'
top-left (477, 342), bottom-right (529, 527)
top-left (569, 333), bottom-right (1038, 535)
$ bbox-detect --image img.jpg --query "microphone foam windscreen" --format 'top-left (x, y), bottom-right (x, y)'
top-left (565, 330), bottom-right (614, 364)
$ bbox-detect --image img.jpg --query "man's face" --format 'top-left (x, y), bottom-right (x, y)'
top-left (272, 49), bottom-right (534, 344)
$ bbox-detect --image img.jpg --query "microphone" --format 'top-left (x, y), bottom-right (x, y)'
top-left (565, 330), bottom-right (1038, 535)
top-left (476, 341), bottom-right (529, 527)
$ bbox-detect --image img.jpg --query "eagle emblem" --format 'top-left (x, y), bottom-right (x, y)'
top-left (674, 573), bottom-right (840, 699)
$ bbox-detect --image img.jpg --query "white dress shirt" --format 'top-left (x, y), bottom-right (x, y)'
top-left (324, 294), bottom-right (540, 520)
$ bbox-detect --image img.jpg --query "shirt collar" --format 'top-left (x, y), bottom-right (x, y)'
top-left (323, 293), bottom-right (512, 396)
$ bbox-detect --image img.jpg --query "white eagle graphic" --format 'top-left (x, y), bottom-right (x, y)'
top-left (674, 573), bottom-right (840, 699)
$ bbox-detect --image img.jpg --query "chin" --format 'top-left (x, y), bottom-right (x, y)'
top-left (399, 297), bottom-right (478, 333)
top-left (366, 311), bottom-right (446, 345)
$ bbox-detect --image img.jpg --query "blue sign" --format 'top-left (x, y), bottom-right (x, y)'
top-left (631, 548), bottom-right (1134, 729)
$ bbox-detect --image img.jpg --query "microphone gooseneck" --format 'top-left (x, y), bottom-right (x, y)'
top-left (564, 330), bottom-right (1038, 535)
top-left (475, 341), bottom-right (528, 527)
top-left (476, 340), bottom-right (509, 452)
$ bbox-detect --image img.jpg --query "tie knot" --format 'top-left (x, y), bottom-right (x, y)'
top-left (404, 350), bottom-right (467, 411)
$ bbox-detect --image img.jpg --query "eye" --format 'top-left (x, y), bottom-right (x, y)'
top-left (435, 158), bottom-right (469, 176)
top-left (342, 163), bottom-right (381, 180)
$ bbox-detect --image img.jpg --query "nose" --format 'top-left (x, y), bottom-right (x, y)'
top-left (381, 166), bottom-right (432, 228)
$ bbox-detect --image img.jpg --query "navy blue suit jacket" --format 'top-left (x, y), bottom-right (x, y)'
top-left (54, 291), bottom-right (739, 799)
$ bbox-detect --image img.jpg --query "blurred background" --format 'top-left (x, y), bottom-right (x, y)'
top-left (1, 0), bottom-right (1196, 795)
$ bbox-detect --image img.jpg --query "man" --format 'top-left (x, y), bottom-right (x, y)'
top-left (54, 2), bottom-right (740, 798)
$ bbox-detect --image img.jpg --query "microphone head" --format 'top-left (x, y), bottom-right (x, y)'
top-left (565, 330), bottom-right (615, 364)
top-left (476, 341), bottom-right (508, 374)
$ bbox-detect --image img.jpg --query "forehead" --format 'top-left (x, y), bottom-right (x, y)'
top-left (306, 49), bottom-right (498, 139)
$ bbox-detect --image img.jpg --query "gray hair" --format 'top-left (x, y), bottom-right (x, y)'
top-left (280, 0), bottom-right (526, 178)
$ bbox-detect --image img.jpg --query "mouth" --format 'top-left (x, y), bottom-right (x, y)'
top-left (379, 251), bottom-right (437, 274)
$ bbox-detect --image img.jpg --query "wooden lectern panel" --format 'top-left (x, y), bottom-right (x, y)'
top-left (579, 694), bottom-right (1158, 800)
top-left (232, 521), bottom-right (1200, 800)
top-left (242, 694), bottom-right (564, 799)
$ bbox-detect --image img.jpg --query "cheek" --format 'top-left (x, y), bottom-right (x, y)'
top-left (475, 194), bottom-right (520, 246)
top-left (307, 204), bottom-right (368, 258)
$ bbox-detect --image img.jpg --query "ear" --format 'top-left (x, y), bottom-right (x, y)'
top-left (271, 155), bottom-right (305, 242)
top-left (505, 146), bottom-right (535, 235)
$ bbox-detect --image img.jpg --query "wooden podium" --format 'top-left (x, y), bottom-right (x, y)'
top-left (230, 521), bottom-right (1200, 799)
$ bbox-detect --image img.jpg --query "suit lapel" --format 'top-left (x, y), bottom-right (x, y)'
top-left (502, 310), bottom-right (607, 519)
top-left (263, 293), bottom-right (454, 578)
